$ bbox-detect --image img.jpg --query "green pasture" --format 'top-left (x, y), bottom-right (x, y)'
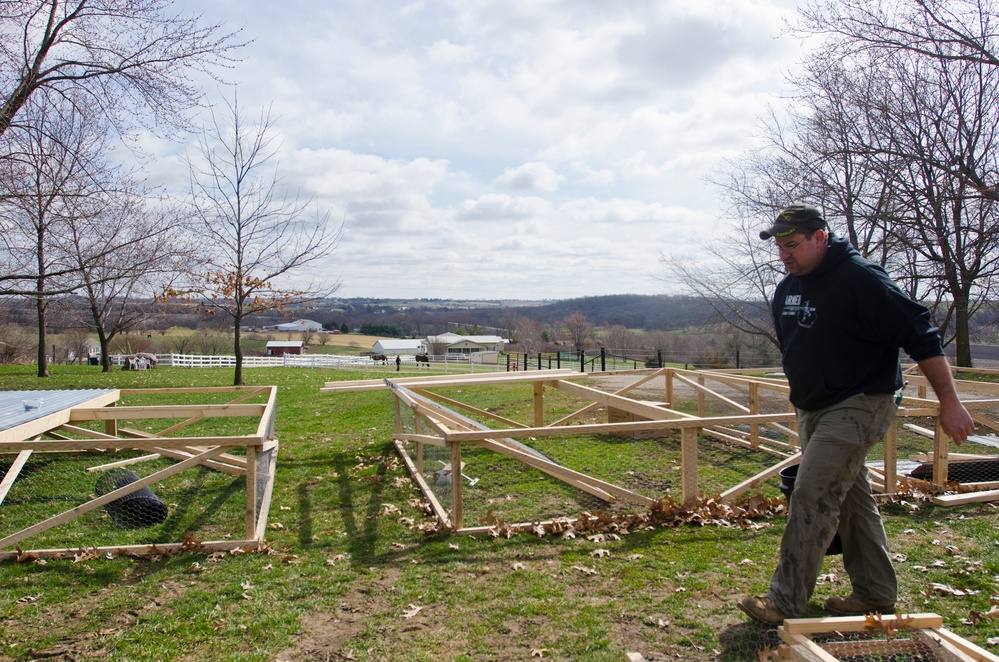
top-left (0, 365), bottom-right (998, 661)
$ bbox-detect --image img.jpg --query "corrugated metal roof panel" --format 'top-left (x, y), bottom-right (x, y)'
top-left (0, 389), bottom-right (117, 433)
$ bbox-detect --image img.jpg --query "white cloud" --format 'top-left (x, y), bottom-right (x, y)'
top-left (158, 0), bottom-right (803, 298)
top-left (493, 163), bottom-right (565, 192)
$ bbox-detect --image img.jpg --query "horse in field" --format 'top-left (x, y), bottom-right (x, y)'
top-left (370, 353), bottom-right (388, 364)
top-left (415, 354), bottom-right (430, 368)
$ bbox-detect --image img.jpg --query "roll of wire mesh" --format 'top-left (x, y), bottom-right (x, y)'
top-left (95, 469), bottom-right (168, 528)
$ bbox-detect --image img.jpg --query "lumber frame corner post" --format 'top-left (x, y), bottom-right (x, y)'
top-left (105, 400), bottom-right (117, 437)
top-left (883, 418), bottom-right (898, 495)
top-left (414, 412), bottom-right (424, 474)
top-left (665, 367), bottom-right (674, 408)
top-left (680, 426), bottom-right (699, 504)
top-left (697, 374), bottom-right (706, 417)
top-left (932, 413), bottom-right (949, 489)
top-left (394, 395), bottom-right (403, 435)
top-left (449, 440), bottom-right (463, 530)
top-left (749, 382), bottom-right (760, 447)
top-left (533, 381), bottom-right (544, 427)
top-left (245, 440), bottom-right (258, 539)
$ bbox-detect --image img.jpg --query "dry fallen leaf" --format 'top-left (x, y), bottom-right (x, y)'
top-left (402, 604), bottom-right (423, 619)
top-left (512, 562), bottom-right (526, 571)
top-left (926, 582), bottom-right (970, 597)
top-left (571, 565), bottom-right (598, 576)
top-left (591, 548), bottom-right (611, 558)
top-left (531, 648), bottom-right (549, 658)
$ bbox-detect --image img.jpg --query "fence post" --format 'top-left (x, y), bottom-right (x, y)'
top-left (537, 353), bottom-right (542, 370)
top-left (579, 350), bottom-right (584, 373)
top-left (600, 347), bottom-right (606, 372)
top-left (658, 350), bottom-right (662, 368)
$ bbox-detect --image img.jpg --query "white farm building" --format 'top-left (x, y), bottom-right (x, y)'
top-left (426, 333), bottom-right (507, 354)
top-left (372, 339), bottom-right (427, 355)
top-left (267, 319), bottom-right (323, 333)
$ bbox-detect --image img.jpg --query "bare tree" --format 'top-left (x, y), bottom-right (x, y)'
top-left (795, 1), bottom-right (999, 68)
top-left (0, 0), bottom-right (244, 139)
top-left (0, 98), bottom-right (98, 376)
top-left (669, 3), bottom-right (999, 367)
top-left (195, 329), bottom-right (230, 356)
top-left (170, 331), bottom-right (197, 354)
top-left (561, 312), bottom-right (593, 351)
top-left (661, 211), bottom-right (780, 347)
top-left (512, 315), bottom-right (545, 354)
top-left (789, 2), bottom-right (999, 366)
top-left (66, 191), bottom-right (187, 371)
top-left (175, 96), bottom-right (342, 385)
top-left (605, 324), bottom-right (640, 353)
top-left (866, 49), bottom-right (999, 365)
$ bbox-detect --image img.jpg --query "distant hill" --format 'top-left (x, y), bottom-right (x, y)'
top-left (22, 293), bottom-right (730, 336)
top-left (505, 294), bottom-right (719, 330)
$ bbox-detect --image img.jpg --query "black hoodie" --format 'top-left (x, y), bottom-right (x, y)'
top-left (771, 233), bottom-right (943, 410)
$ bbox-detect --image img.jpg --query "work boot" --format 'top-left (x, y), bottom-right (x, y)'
top-left (824, 594), bottom-right (895, 616)
top-left (738, 595), bottom-right (789, 625)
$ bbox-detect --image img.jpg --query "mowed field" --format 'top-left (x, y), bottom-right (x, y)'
top-left (1, 365), bottom-right (998, 661)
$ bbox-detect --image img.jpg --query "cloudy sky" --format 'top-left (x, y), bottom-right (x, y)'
top-left (163, 0), bottom-right (805, 300)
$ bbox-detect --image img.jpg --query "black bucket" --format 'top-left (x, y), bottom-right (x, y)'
top-left (778, 464), bottom-right (842, 556)
top-left (95, 469), bottom-right (168, 528)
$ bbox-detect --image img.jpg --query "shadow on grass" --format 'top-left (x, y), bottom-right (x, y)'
top-left (158, 470), bottom-right (244, 543)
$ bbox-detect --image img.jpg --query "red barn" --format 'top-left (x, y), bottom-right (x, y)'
top-left (266, 341), bottom-right (304, 356)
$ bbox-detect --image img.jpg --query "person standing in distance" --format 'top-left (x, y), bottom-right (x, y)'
top-left (738, 203), bottom-right (975, 625)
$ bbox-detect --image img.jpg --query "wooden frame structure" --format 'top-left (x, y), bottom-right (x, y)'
top-left (322, 365), bottom-right (999, 534)
top-left (0, 386), bottom-right (279, 560)
top-left (627, 613), bottom-right (999, 662)
top-left (774, 613), bottom-right (999, 662)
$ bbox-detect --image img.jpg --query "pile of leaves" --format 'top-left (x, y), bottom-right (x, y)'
top-left (399, 492), bottom-right (786, 539)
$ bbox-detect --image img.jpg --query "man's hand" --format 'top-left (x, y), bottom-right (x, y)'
top-left (938, 398), bottom-right (974, 445)
top-left (917, 355), bottom-right (975, 444)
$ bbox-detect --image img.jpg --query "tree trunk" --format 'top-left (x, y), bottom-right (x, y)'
top-left (953, 292), bottom-right (973, 368)
top-left (35, 283), bottom-right (48, 378)
top-left (233, 320), bottom-right (243, 386)
top-left (98, 328), bottom-right (112, 372)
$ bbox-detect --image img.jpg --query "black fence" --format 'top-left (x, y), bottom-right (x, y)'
top-left (504, 348), bottom-right (779, 372)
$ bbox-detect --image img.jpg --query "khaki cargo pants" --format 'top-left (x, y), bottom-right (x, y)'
top-left (767, 393), bottom-right (898, 616)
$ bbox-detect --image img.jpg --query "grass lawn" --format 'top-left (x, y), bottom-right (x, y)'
top-left (1, 365), bottom-right (998, 661)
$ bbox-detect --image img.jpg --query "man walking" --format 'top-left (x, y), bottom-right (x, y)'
top-left (738, 203), bottom-right (974, 625)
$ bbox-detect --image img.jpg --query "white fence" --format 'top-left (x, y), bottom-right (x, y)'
top-left (109, 353), bottom-right (493, 372)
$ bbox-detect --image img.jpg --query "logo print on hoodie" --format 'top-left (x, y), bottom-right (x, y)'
top-left (782, 294), bottom-right (817, 329)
